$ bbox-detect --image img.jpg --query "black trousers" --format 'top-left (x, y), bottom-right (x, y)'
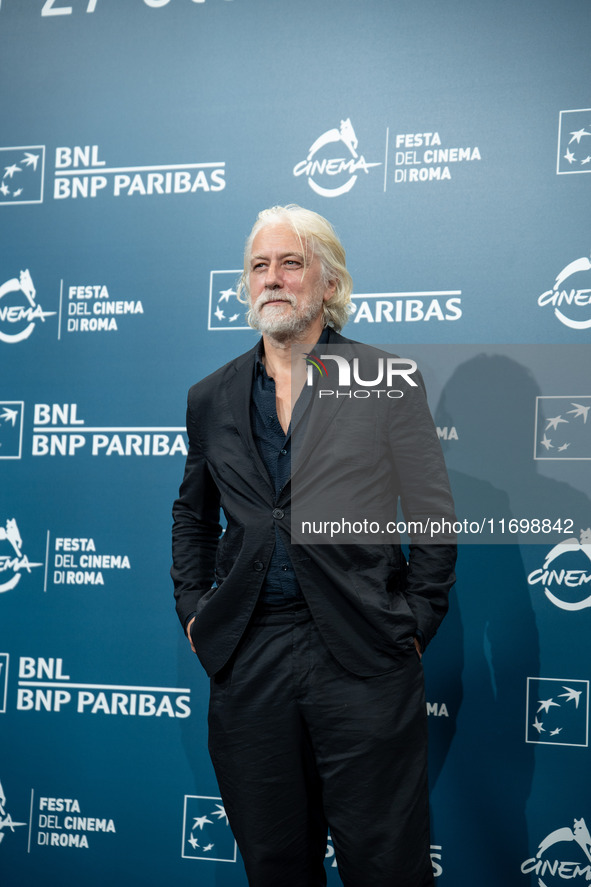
top-left (208, 603), bottom-right (433, 887)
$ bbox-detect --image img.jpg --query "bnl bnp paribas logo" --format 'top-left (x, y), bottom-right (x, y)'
top-left (1, 145), bottom-right (225, 203)
top-left (0, 402), bottom-right (187, 458)
top-left (207, 270), bottom-right (463, 330)
top-left (557, 109), bottom-right (591, 175)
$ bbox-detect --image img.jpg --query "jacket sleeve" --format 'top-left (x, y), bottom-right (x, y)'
top-left (389, 374), bottom-right (457, 648)
top-left (171, 395), bottom-right (222, 629)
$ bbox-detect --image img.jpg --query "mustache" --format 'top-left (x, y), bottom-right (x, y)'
top-left (255, 289), bottom-right (296, 308)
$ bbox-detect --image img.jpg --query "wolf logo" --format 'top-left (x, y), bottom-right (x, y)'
top-left (307, 118), bottom-right (359, 161)
top-left (0, 519), bottom-right (22, 558)
top-left (537, 817), bottom-right (591, 863)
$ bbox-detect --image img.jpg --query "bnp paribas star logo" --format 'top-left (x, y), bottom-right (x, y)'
top-left (0, 146), bottom-right (45, 204)
top-left (525, 677), bottom-right (589, 747)
top-left (534, 397), bottom-right (591, 459)
top-left (0, 403), bottom-right (24, 459)
top-left (181, 795), bottom-right (237, 863)
top-left (207, 271), bottom-right (248, 330)
top-left (557, 110), bottom-right (591, 174)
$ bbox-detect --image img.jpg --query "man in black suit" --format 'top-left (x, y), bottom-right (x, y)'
top-left (172, 205), bottom-right (456, 886)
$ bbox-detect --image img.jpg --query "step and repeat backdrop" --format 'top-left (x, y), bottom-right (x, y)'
top-left (1, 1), bottom-right (590, 885)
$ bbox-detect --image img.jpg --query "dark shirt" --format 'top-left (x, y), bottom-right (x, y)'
top-left (250, 329), bottom-right (329, 604)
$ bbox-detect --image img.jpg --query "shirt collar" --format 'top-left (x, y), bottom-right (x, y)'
top-left (254, 326), bottom-right (331, 378)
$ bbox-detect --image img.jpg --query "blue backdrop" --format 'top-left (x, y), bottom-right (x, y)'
top-left (1, 2), bottom-right (590, 885)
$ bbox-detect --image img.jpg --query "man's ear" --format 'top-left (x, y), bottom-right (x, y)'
top-left (323, 278), bottom-right (338, 301)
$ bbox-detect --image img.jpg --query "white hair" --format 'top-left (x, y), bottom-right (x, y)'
top-left (236, 204), bottom-right (353, 332)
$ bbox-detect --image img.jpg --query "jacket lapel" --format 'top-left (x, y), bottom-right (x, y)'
top-left (282, 329), bottom-right (357, 498)
top-left (225, 330), bottom-right (360, 501)
top-left (225, 341), bottom-right (275, 494)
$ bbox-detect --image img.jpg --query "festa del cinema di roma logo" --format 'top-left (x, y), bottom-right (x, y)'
top-left (0, 782), bottom-right (117, 853)
top-left (0, 274), bottom-right (145, 342)
top-left (538, 250), bottom-right (591, 330)
top-left (0, 270), bottom-right (55, 343)
top-left (522, 817), bottom-right (591, 884)
top-left (293, 119), bottom-right (381, 197)
top-left (0, 519), bottom-right (43, 594)
top-left (527, 529), bottom-right (591, 611)
top-left (0, 780), bottom-right (27, 846)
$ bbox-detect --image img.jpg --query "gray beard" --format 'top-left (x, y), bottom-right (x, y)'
top-left (249, 291), bottom-right (323, 343)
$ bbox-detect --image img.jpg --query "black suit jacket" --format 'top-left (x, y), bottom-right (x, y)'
top-left (172, 328), bottom-right (456, 677)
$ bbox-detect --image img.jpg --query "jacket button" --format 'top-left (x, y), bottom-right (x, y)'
top-left (272, 508), bottom-right (284, 519)
top-left (253, 561), bottom-right (264, 571)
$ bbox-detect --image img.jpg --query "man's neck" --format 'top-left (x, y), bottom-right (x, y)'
top-left (261, 318), bottom-right (325, 383)
top-left (261, 321), bottom-right (326, 434)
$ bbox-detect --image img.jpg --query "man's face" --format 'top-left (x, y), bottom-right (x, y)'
top-left (248, 223), bottom-right (335, 341)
